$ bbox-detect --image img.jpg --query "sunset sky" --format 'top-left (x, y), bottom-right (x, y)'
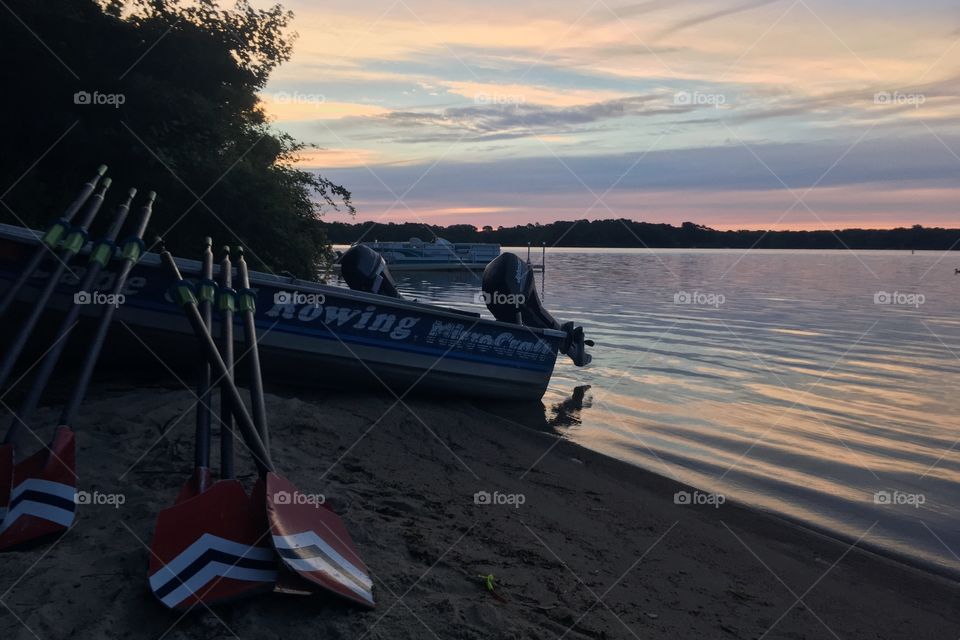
top-left (254, 0), bottom-right (960, 229)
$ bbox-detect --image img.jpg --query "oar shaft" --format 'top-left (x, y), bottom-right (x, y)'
top-left (4, 192), bottom-right (149, 444)
top-left (62, 165), bottom-right (108, 222)
top-left (58, 192), bottom-right (154, 427)
top-left (236, 250), bottom-right (269, 453)
top-left (194, 238), bottom-right (214, 473)
top-left (0, 165), bottom-right (107, 319)
top-left (0, 182), bottom-right (116, 392)
top-left (160, 250), bottom-right (273, 474)
top-left (74, 182), bottom-right (111, 229)
top-left (218, 248), bottom-right (235, 479)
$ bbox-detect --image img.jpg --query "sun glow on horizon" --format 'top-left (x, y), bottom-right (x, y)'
top-left (261, 0), bottom-right (960, 229)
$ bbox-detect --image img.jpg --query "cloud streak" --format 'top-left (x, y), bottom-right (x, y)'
top-left (655, 0), bottom-right (783, 40)
top-left (355, 95), bottom-right (691, 142)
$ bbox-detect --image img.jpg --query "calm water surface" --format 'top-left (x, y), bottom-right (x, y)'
top-left (344, 247), bottom-right (960, 578)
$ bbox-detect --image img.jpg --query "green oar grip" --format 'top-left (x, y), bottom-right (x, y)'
top-left (217, 287), bottom-right (237, 313)
top-left (61, 227), bottom-right (89, 255)
top-left (197, 278), bottom-right (218, 305)
top-left (170, 281), bottom-right (198, 307)
top-left (88, 239), bottom-right (116, 267)
top-left (120, 236), bottom-right (145, 262)
top-left (237, 288), bottom-right (256, 313)
top-left (40, 218), bottom-right (71, 248)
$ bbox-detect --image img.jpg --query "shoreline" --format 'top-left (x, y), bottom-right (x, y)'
top-left (1, 378), bottom-right (956, 638)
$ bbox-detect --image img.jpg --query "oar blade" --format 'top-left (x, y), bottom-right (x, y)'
top-left (0, 426), bottom-right (76, 550)
top-left (148, 479), bottom-right (278, 610)
top-left (175, 467), bottom-right (214, 504)
top-left (266, 472), bottom-right (375, 608)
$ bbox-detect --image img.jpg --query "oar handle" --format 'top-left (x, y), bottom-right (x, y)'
top-left (73, 178), bottom-right (113, 233)
top-left (102, 188), bottom-right (137, 241)
top-left (131, 191), bottom-right (156, 238)
top-left (0, 166), bottom-right (109, 320)
top-left (62, 164), bottom-right (108, 224)
top-left (159, 249), bottom-right (274, 474)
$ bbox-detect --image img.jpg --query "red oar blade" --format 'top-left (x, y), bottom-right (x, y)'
top-left (148, 480), bottom-right (277, 610)
top-left (266, 472), bottom-right (375, 608)
top-left (248, 478), bottom-right (316, 597)
top-left (175, 467), bottom-right (214, 504)
top-left (0, 426), bottom-right (76, 550)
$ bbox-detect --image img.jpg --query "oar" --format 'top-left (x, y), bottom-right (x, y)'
top-left (175, 238), bottom-right (215, 501)
top-left (149, 244), bottom-right (277, 609)
top-left (235, 248), bottom-right (315, 597)
top-left (0, 165), bottom-right (107, 319)
top-left (159, 248), bottom-right (375, 608)
top-left (0, 190), bottom-right (150, 550)
top-left (0, 179), bottom-right (119, 393)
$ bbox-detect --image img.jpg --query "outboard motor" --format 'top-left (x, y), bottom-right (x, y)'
top-left (339, 244), bottom-right (402, 299)
top-left (481, 252), bottom-right (593, 366)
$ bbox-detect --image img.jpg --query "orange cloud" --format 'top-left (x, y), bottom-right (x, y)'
top-left (442, 81), bottom-right (630, 107)
top-left (292, 147), bottom-right (382, 168)
top-left (260, 95), bottom-right (389, 122)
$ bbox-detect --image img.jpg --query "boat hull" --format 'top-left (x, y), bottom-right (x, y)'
top-left (0, 224), bottom-right (563, 400)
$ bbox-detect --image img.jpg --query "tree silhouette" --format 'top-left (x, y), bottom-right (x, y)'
top-left (0, 0), bottom-right (353, 275)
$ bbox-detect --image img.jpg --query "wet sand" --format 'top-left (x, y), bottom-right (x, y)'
top-left (0, 379), bottom-right (957, 639)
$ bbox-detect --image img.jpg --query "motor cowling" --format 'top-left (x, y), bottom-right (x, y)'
top-left (339, 244), bottom-right (402, 298)
top-left (481, 253), bottom-right (592, 366)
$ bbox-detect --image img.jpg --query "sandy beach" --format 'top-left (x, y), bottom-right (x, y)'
top-left (0, 376), bottom-right (957, 639)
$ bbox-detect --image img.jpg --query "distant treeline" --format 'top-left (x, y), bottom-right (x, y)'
top-left (322, 219), bottom-right (960, 250)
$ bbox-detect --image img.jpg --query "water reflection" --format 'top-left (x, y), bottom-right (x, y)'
top-left (345, 248), bottom-right (960, 578)
top-left (548, 384), bottom-right (592, 429)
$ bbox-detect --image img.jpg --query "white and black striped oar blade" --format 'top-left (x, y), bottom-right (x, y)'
top-left (0, 426), bottom-right (76, 550)
top-left (266, 472), bottom-right (375, 608)
top-left (148, 479), bottom-right (278, 610)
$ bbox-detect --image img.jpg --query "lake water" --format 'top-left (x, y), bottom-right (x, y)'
top-left (346, 247), bottom-right (960, 579)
